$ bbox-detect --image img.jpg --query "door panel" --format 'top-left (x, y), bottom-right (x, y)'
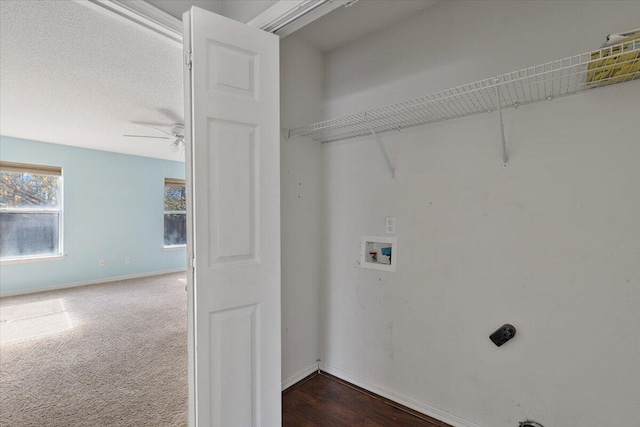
top-left (184, 7), bottom-right (281, 427)
top-left (208, 119), bottom-right (257, 264)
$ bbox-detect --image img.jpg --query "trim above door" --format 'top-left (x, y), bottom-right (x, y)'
top-left (78, 0), bottom-right (182, 44)
top-left (77, 0), bottom-right (348, 44)
top-left (247, 0), bottom-right (346, 37)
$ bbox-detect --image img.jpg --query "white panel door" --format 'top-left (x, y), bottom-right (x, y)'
top-left (183, 7), bottom-right (281, 427)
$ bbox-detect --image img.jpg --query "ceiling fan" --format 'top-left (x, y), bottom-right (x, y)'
top-left (124, 123), bottom-right (185, 152)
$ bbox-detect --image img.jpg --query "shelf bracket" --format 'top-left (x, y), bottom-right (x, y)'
top-left (369, 127), bottom-right (395, 178)
top-left (495, 84), bottom-right (509, 168)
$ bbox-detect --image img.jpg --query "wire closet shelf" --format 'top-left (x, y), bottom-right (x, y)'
top-left (288, 40), bottom-right (640, 144)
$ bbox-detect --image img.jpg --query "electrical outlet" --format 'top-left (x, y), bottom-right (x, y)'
top-left (99, 260), bottom-right (105, 267)
top-left (385, 216), bottom-right (396, 235)
top-left (125, 258), bottom-right (131, 265)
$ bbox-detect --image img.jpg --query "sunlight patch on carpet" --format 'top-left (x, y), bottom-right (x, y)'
top-left (0, 298), bottom-right (73, 344)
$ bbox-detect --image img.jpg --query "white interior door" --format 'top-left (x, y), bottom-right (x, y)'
top-left (183, 7), bottom-right (281, 427)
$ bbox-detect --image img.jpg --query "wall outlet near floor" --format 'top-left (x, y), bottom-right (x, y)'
top-left (385, 216), bottom-right (396, 235)
top-left (125, 258), bottom-right (131, 265)
top-left (99, 260), bottom-right (105, 267)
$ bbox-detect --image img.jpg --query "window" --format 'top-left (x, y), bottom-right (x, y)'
top-left (0, 162), bottom-right (63, 260)
top-left (164, 178), bottom-right (186, 247)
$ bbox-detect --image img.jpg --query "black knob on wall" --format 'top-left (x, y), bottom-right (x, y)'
top-left (490, 324), bottom-right (516, 347)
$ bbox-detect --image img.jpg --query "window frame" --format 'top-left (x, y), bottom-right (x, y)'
top-left (163, 178), bottom-right (186, 249)
top-left (0, 161), bottom-right (65, 264)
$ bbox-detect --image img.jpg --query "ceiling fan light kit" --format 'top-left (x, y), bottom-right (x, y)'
top-left (168, 124), bottom-right (185, 153)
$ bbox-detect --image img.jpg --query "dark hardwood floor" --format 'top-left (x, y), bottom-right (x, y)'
top-left (282, 372), bottom-right (453, 427)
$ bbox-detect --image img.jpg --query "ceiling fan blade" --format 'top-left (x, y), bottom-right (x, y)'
top-left (130, 121), bottom-right (173, 135)
top-left (157, 107), bottom-right (184, 124)
top-left (143, 125), bottom-right (172, 135)
top-left (124, 134), bottom-right (170, 139)
top-left (131, 121), bottom-right (171, 127)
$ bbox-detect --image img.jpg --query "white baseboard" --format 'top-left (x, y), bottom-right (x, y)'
top-left (282, 361), bottom-right (320, 391)
top-left (0, 268), bottom-right (187, 298)
top-left (319, 362), bottom-right (482, 427)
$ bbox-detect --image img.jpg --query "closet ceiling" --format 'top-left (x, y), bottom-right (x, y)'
top-left (296, 0), bottom-right (439, 52)
top-left (146, 0), bottom-right (278, 23)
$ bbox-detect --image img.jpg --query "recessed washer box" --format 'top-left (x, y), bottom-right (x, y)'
top-left (360, 236), bottom-right (397, 272)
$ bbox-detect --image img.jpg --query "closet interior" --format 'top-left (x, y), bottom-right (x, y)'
top-left (278, 2), bottom-right (640, 427)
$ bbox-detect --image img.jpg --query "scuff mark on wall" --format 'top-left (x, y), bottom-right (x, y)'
top-left (354, 283), bottom-right (365, 310)
top-left (385, 321), bottom-right (395, 360)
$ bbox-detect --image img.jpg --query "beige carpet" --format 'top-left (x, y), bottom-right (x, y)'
top-left (0, 273), bottom-right (187, 427)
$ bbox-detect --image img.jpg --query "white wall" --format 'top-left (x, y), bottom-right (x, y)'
top-left (319, 1), bottom-right (640, 426)
top-left (280, 35), bottom-right (325, 383)
top-left (324, 0), bottom-right (640, 119)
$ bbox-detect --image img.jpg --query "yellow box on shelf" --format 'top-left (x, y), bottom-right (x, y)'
top-left (587, 34), bottom-right (640, 86)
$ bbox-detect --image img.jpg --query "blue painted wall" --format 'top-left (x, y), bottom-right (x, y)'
top-left (0, 136), bottom-right (186, 294)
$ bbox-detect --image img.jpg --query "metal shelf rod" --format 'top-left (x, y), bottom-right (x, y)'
top-left (495, 83), bottom-right (508, 168)
top-left (370, 127), bottom-right (395, 178)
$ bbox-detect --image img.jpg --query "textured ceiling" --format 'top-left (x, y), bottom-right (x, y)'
top-left (296, 0), bottom-right (439, 52)
top-left (0, 0), bottom-right (440, 161)
top-left (0, 0), bottom-right (184, 161)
